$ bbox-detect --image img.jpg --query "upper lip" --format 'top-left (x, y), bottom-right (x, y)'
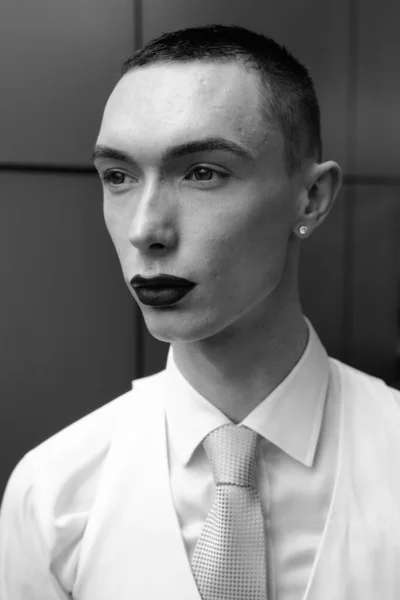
top-left (130, 274), bottom-right (195, 287)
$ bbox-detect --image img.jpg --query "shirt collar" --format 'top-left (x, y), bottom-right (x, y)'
top-left (164, 317), bottom-right (330, 468)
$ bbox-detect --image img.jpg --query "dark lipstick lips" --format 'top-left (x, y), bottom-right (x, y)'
top-left (130, 274), bottom-right (195, 288)
top-left (133, 286), bottom-right (194, 307)
top-left (129, 274), bottom-right (196, 307)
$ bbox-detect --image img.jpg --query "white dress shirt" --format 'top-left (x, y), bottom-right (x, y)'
top-left (0, 319), bottom-right (357, 599)
top-left (164, 320), bottom-right (339, 600)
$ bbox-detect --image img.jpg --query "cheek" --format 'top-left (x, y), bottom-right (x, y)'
top-left (198, 189), bottom-right (292, 283)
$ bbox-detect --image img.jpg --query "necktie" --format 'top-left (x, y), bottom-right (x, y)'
top-left (191, 424), bottom-right (268, 600)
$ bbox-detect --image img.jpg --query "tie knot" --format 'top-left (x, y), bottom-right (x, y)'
top-left (202, 424), bottom-right (259, 487)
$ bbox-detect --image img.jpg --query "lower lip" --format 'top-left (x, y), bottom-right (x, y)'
top-left (133, 285), bottom-right (195, 307)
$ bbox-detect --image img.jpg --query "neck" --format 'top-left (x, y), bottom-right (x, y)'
top-left (172, 286), bottom-right (308, 424)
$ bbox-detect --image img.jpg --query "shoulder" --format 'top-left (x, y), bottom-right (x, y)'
top-left (0, 369), bottom-right (168, 582)
top-left (1, 369), bottom-right (167, 519)
top-left (26, 385), bottom-right (134, 474)
top-left (0, 385), bottom-right (132, 522)
top-left (329, 356), bottom-right (400, 412)
top-left (28, 369), bottom-right (166, 469)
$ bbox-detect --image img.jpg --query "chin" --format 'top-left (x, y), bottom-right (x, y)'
top-left (141, 308), bottom-right (227, 344)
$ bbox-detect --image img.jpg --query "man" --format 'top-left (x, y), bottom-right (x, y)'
top-left (1, 23), bottom-right (399, 600)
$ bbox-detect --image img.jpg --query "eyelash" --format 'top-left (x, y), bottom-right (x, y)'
top-left (100, 166), bottom-right (229, 186)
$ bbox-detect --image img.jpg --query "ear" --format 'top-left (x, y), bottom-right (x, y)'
top-left (294, 161), bottom-right (342, 239)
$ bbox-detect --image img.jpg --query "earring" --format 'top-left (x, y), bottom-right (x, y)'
top-left (299, 225), bottom-right (308, 236)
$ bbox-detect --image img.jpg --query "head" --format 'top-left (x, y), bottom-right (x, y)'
top-left (93, 24), bottom-right (341, 344)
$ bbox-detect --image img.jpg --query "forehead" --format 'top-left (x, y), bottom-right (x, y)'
top-left (98, 61), bottom-right (270, 155)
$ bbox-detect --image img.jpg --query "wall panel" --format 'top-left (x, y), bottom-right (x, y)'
top-left (348, 185), bottom-right (399, 381)
top-left (0, 0), bottom-right (134, 166)
top-left (354, 0), bottom-right (400, 176)
top-left (0, 171), bottom-right (136, 489)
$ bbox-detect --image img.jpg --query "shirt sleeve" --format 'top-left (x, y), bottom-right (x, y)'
top-left (0, 454), bottom-right (72, 599)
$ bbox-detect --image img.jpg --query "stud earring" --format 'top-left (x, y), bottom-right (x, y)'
top-left (299, 225), bottom-right (308, 236)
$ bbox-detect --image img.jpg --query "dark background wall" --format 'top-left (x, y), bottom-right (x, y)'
top-left (1, 0), bottom-right (399, 496)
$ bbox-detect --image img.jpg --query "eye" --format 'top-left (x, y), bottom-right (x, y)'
top-left (100, 170), bottom-right (135, 186)
top-left (185, 166), bottom-right (229, 183)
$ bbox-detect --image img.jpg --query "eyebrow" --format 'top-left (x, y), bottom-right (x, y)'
top-left (91, 137), bottom-right (255, 165)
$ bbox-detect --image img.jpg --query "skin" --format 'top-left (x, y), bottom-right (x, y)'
top-left (93, 61), bottom-right (342, 423)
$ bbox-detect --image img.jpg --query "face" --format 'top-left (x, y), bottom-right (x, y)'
top-left (93, 61), bottom-right (300, 343)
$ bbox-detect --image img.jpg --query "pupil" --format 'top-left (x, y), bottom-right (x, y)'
top-left (111, 172), bottom-right (124, 184)
top-left (195, 168), bottom-right (212, 181)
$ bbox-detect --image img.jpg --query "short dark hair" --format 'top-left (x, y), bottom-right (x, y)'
top-left (121, 24), bottom-right (322, 175)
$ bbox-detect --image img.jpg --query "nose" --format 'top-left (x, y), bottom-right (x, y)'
top-left (128, 179), bottom-right (177, 254)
